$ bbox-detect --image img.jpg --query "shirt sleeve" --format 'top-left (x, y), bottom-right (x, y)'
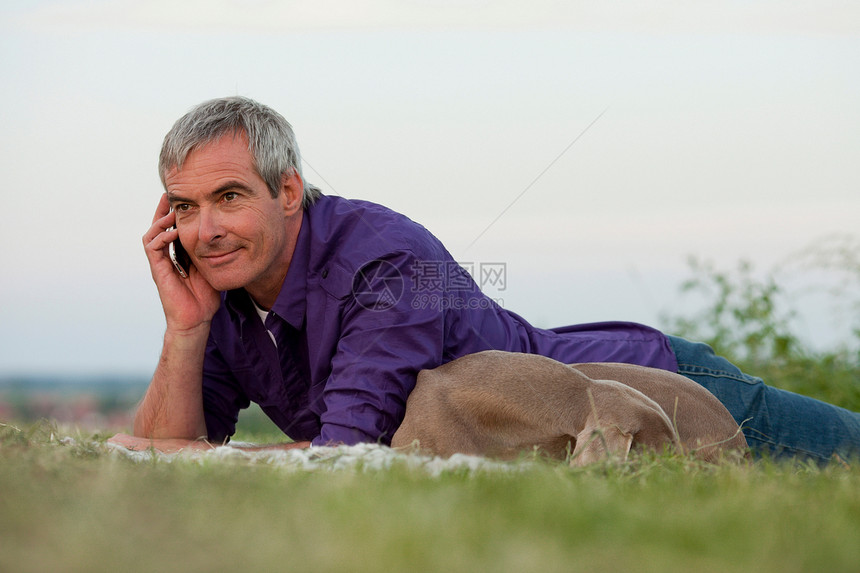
top-left (312, 251), bottom-right (447, 446)
top-left (201, 335), bottom-right (250, 443)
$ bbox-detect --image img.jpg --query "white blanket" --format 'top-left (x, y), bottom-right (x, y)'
top-left (100, 440), bottom-right (524, 476)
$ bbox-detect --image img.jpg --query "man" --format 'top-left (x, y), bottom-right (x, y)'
top-left (112, 96), bottom-right (860, 463)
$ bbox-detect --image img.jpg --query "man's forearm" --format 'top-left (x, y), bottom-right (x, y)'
top-left (133, 324), bottom-right (211, 439)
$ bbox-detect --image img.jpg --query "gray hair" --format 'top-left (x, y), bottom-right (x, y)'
top-left (159, 96), bottom-right (321, 207)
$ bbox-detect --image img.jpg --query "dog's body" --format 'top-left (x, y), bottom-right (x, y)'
top-left (391, 350), bottom-right (748, 465)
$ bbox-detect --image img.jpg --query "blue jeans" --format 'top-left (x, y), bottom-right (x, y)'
top-left (667, 336), bottom-right (860, 464)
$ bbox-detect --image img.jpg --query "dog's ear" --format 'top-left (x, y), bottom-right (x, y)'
top-left (571, 419), bottom-right (634, 466)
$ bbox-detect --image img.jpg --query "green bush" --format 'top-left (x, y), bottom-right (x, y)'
top-left (660, 235), bottom-right (860, 411)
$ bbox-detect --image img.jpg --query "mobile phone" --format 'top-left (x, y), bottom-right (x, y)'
top-left (168, 227), bottom-right (190, 278)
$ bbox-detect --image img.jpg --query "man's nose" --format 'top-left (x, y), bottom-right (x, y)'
top-left (197, 207), bottom-right (225, 243)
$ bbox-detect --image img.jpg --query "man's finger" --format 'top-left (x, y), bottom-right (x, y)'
top-left (151, 192), bottom-right (171, 225)
top-left (142, 212), bottom-right (177, 248)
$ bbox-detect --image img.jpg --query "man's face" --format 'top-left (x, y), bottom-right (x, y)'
top-left (164, 132), bottom-right (302, 304)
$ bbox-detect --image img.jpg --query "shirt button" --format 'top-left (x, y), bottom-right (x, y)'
top-left (321, 269), bottom-right (329, 279)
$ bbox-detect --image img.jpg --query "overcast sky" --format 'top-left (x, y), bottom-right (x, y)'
top-left (1, 1), bottom-right (858, 376)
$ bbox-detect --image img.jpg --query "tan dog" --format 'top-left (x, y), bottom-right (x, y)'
top-left (391, 350), bottom-right (748, 465)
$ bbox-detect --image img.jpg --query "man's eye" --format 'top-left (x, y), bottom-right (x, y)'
top-left (223, 192), bottom-right (238, 202)
top-left (175, 203), bottom-right (191, 212)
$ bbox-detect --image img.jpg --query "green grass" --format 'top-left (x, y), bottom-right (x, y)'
top-left (2, 420), bottom-right (859, 573)
top-left (3, 244), bottom-right (859, 572)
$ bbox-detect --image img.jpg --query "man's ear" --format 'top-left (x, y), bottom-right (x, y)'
top-left (279, 170), bottom-right (304, 216)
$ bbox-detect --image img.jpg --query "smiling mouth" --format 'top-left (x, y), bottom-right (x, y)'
top-left (199, 249), bottom-right (241, 266)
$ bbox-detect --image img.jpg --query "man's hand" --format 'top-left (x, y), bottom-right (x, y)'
top-left (108, 433), bottom-right (215, 453)
top-left (143, 193), bottom-right (221, 331)
top-left (108, 433), bottom-right (312, 454)
top-left (132, 193), bottom-right (220, 441)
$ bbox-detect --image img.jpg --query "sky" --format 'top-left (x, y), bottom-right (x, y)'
top-left (1, 0), bottom-right (858, 376)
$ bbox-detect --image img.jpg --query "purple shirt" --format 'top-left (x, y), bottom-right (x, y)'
top-left (202, 195), bottom-right (678, 446)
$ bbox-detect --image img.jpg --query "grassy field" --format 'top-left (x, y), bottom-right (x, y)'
top-left (1, 420), bottom-right (859, 573)
top-left (3, 245), bottom-right (859, 572)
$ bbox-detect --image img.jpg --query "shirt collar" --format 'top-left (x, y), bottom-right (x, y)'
top-left (269, 213), bottom-right (309, 330)
top-left (224, 213), bottom-right (310, 332)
